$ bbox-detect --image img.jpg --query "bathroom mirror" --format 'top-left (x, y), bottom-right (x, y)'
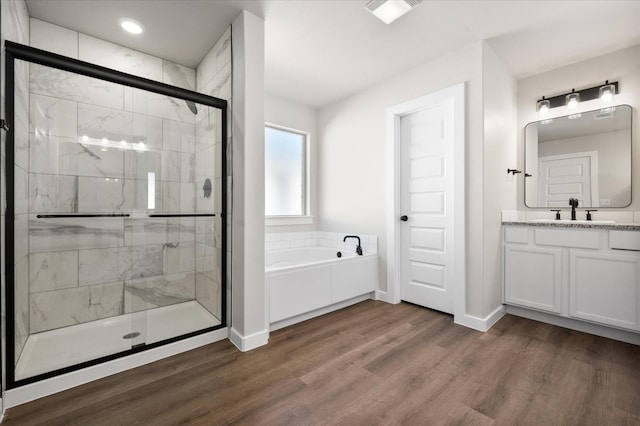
top-left (524, 105), bottom-right (632, 208)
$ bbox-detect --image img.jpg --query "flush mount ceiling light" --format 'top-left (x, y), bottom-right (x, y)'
top-left (535, 80), bottom-right (619, 117)
top-left (119, 18), bottom-right (144, 35)
top-left (365, 0), bottom-right (421, 24)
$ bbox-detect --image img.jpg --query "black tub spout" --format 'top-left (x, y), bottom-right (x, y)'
top-left (343, 235), bottom-right (363, 255)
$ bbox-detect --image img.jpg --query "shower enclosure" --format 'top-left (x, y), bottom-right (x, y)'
top-left (4, 41), bottom-right (227, 387)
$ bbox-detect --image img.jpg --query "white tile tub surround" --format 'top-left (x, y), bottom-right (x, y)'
top-left (265, 231), bottom-right (378, 254)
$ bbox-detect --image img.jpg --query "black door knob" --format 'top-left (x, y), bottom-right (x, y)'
top-left (400, 215), bottom-right (408, 222)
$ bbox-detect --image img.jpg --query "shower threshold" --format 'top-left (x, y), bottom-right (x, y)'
top-left (15, 301), bottom-right (220, 381)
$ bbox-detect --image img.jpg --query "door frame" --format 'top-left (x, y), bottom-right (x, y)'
top-left (383, 83), bottom-right (466, 322)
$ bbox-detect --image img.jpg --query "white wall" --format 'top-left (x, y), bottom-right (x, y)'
top-left (517, 44), bottom-right (640, 214)
top-left (318, 42), bottom-right (488, 314)
top-left (264, 93), bottom-right (318, 233)
top-left (230, 10), bottom-right (268, 350)
top-left (481, 43), bottom-right (517, 317)
top-left (317, 41), bottom-right (518, 322)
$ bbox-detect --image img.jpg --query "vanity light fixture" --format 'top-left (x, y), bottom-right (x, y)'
top-left (535, 80), bottom-right (619, 114)
top-left (119, 18), bottom-right (144, 35)
top-left (365, 0), bottom-right (421, 24)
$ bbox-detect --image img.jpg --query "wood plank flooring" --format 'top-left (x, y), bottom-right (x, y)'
top-left (3, 300), bottom-right (640, 425)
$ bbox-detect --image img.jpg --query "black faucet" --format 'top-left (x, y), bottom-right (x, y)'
top-left (343, 235), bottom-right (363, 256)
top-left (569, 198), bottom-right (579, 220)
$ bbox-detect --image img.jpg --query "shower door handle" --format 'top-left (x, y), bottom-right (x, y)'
top-left (148, 214), bottom-right (216, 218)
top-left (400, 215), bottom-right (408, 222)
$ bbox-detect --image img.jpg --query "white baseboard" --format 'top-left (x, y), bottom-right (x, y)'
top-left (506, 305), bottom-right (640, 346)
top-left (375, 290), bottom-right (400, 304)
top-left (270, 294), bottom-right (373, 332)
top-left (4, 328), bottom-right (229, 408)
top-left (229, 327), bottom-right (269, 352)
top-left (455, 305), bottom-right (506, 332)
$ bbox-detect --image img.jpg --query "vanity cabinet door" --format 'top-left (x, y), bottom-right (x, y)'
top-left (570, 250), bottom-right (640, 331)
top-left (504, 245), bottom-right (563, 314)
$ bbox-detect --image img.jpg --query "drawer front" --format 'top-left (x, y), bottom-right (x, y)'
top-left (504, 227), bottom-right (529, 244)
top-left (535, 228), bottom-right (600, 249)
top-left (610, 230), bottom-right (640, 251)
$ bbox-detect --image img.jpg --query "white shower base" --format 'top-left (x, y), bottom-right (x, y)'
top-left (15, 301), bottom-right (220, 381)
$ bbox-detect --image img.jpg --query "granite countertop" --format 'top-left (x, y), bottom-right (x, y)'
top-left (502, 221), bottom-right (640, 231)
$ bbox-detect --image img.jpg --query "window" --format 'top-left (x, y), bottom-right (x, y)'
top-left (265, 124), bottom-right (309, 219)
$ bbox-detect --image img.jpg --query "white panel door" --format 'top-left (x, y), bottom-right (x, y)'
top-left (538, 153), bottom-right (597, 208)
top-left (399, 101), bottom-right (454, 314)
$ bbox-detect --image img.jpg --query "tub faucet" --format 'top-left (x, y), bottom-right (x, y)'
top-left (569, 198), bottom-right (579, 220)
top-left (343, 235), bottom-right (363, 256)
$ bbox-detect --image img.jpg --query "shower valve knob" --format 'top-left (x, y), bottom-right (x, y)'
top-left (400, 215), bottom-right (408, 222)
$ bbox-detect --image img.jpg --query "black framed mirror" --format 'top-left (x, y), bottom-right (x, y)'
top-left (524, 105), bottom-right (632, 208)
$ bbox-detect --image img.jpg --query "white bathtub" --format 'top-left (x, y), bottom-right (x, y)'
top-left (266, 246), bottom-right (358, 270)
top-left (265, 246), bottom-right (378, 327)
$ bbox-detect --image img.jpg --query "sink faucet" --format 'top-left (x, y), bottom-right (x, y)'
top-left (569, 198), bottom-right (579, 220)
top-left (343, 235), bottom-right (363, 256)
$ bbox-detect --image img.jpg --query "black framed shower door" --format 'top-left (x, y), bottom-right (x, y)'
top-left (3, 41), bottom-right (227, 388)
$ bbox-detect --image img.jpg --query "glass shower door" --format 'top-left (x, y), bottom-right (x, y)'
top-left (7, 46), bottom-right (225, 386)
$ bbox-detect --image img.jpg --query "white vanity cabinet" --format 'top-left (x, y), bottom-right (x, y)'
top-left (504, 245), bottom-right (562, 314)
top-left (569, 250), bottom-right (640, 329)
top-left (503, 225), bottom-right (640, 333)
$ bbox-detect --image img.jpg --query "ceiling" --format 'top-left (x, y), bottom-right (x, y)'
top-left (25, 0), bottom-right (640, 108)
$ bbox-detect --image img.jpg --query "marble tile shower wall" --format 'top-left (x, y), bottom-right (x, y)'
top-left (196, 26), bottom-right (231, 320)
top-left (18, 20), bottom-right (224, 335)
top-left (2, 0), bottom-right (31, 366)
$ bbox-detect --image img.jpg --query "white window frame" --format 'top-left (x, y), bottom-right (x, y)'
top-left (264, 123), bottom-right (313, 226)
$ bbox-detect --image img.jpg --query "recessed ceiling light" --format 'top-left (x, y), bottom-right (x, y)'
top-left (119, 18), bottom-right (144, 35)
top-left (365, 0), bottom-right (421, 24)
